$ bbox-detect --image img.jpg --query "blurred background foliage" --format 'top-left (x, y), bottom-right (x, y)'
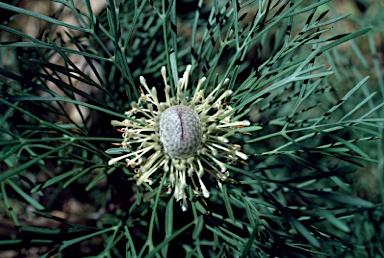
top-left (0, 0), bottom-right (383, 257)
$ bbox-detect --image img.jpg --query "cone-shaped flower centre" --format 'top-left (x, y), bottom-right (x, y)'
top-left (159, 105), bottom-right (202, 159)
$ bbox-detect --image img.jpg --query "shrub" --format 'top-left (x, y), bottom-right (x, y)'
top-left (0, 0), bottom-right (383, 257)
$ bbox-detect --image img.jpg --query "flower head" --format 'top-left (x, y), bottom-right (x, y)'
top-left (108, 65), bottom-right (249, 211)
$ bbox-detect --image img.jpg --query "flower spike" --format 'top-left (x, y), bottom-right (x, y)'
top-left (107, 65), bottom-right (250, 211)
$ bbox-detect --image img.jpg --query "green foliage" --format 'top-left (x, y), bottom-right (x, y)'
top-left (0, 0), bottom-right (383, 257)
